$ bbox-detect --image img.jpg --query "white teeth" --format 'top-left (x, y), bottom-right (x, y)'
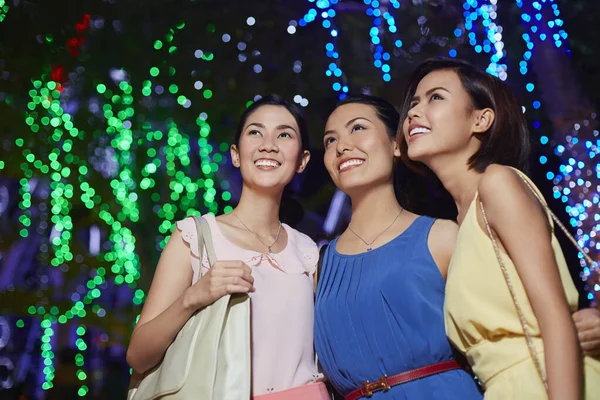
top-left (254, 159), bottom-right (281, 168)
top-left (409, 127), bottom-right (431, 136)
top-left (339, 159), bottom-right (364, 171)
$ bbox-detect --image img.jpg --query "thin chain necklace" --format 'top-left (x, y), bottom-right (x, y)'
top-left (233, 213), bottom-right (282, 253)
top-left (347, 208), bottom-right (404, 251)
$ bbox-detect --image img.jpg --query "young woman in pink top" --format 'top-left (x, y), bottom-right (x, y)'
top-left (126, 95), bottom-right (329, 399)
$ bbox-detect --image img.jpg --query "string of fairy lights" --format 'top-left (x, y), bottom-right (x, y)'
top-left (454, 0), bottom-right (597, 298)
top-left (147, 22), bottom-right (227, 244)
top-left (461, 0), bottom-right (508, 80)
top-left (298, 0), bottom-right (349, 99)
top-left (22, 80), bottom-right (132, 393)
top-left (0, 0), bottom-right (7, 24)
top-left (513, 0), bottom-right (599, 297)
top-left (1, 0), bottom-right (598, 395)
top-left (362, 0), bottom-right (402, 83)
top-left (300, 0), bottom-right (597, 296)
top-left (16, 20), bottom-right (231, 391)
top-left (296, 0), bottom-right (404, 98)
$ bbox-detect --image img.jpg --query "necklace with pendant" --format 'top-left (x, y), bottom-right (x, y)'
top-left (233, 213), bottom-right (282, 253)
top-left (347, 208), bottom-right (404, 251)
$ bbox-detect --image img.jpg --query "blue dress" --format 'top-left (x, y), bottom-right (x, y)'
top-left (314, 216), bottom-right (482, 399)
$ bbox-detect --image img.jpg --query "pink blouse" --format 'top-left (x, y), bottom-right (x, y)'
top-left (176, 214), bottom-right (322, 395)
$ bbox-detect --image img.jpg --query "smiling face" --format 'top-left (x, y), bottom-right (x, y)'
top-left (323, 103), bottom-right (400, 195)
top-left (231, 105), bottom-right (310, 192)
top-left (400, 69), bottom-right (490, 167)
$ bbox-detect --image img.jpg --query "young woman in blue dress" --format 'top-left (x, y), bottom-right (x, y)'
top-left (314, 95), bottom-right (483, 399)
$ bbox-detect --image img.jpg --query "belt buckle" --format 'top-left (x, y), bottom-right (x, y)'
top-left (362, 375), bottom-right (390, 397)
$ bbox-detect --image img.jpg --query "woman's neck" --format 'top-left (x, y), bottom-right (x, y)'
top-left (426, 154), bottom-right (482, 222)
top-left (232, 185), bottom-right (282, 234)
top-left (347, 183), bottom-right (403, 233)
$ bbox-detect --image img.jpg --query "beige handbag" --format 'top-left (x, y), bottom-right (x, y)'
top-left (127, 216), bottom-right (251, 400)
top-left (479, 169), bottom-right (599, 393)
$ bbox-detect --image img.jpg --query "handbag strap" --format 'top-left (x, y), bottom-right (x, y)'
top-left (476, 168), bottom-right (598, 391)
top-left (512, 170), bottom-right (598, 271)
top-left (478, 199), bottom-right (549, 391)
top-left (192, 216), bottom-right (218, 267)
top-left (478, 169), bottom-right (600, 391)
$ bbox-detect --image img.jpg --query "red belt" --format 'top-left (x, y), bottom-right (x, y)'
top-left (344, 360), bottom-right (460, 400)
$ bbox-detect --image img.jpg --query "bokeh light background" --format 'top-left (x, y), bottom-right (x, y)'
top-left (0, 0), bottom-right (598, 398)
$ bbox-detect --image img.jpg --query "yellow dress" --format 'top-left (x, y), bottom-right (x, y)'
top-left (445, 171), bottom-right (600, 399)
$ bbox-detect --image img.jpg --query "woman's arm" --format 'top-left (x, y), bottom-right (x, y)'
top-left (126, 229), bottom-right (254, 374)
top-left (126, 229), bottom-right (197, 373)
top-left (427, 219), bottom-right (459, 280)
top-left (478, 164), bottom-right (581, 400)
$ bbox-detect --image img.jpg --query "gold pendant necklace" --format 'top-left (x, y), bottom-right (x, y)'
top-left (233, 213), bottom-right (282, 253)
top-left (347, 208), bottom-right (403, 251)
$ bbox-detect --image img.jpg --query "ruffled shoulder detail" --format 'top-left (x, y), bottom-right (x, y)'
top-left (284, 225), bottom-right (319, 276)
top-left (176, 217), bottom-right (210, 283)
top-left (176, 217), bottom-right (200, 258)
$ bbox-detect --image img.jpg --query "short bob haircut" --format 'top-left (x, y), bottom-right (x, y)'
top-left (234, 94), bottom-right (310, 152)
top-left (397, 57), bottom-right (530, 173)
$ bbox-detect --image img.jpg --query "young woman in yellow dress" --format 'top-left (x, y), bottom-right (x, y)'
top-left (398, 57), bottom-right (600, 399)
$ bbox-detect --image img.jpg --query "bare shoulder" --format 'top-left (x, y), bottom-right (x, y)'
top-left (427, 218), bottom-right (459, 280)
top-left (215, 213), bottom-right (237, 229)
top-left (478, 164), bottom-right (528, 201)
top-left (153, 227), bottom-right (194, 282)
top-left (167, 226), bottom-right (188, 250)
top-left (477, 164), bottom-right (541, 221)
top-left (430, 218), bottom-right (459, 239)
top-left (289, 225), bottom-right (318, 248)
top-left (135, 226), bottom-right (193, 327)
top-left (428, 218), bottom-right (459, 259)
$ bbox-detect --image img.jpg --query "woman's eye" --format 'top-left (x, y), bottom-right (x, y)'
top-left (324, 137), bottom-right (336, 147)
top-left (431, 93), bottom-right (444, 101)
top-left (248, 130), bottom-right (261, 136)
top-left (351, 124), bottom-right (365, 132)
top-left (279, 132), bottom-right (292, 139)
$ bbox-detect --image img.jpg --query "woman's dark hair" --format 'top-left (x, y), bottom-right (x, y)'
top-left (334, 94), bottom-right (400, 140)
top-left (398, 57), bottom-right (530, 173)
top-left (235, 94), bottom-right (310, 151)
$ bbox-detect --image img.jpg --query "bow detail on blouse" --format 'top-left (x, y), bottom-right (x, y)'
top-left (247, 253), bottom-right (286, 273)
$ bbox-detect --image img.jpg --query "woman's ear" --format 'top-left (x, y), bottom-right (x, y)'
top-left (230, 144), bottom-right (241, 168)
top-left (296, 150), bottom-right (311, 173)
top-left (393, 139), bottom-right (402, 158)
top-left (472, 108), bottom-right (495, 134)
